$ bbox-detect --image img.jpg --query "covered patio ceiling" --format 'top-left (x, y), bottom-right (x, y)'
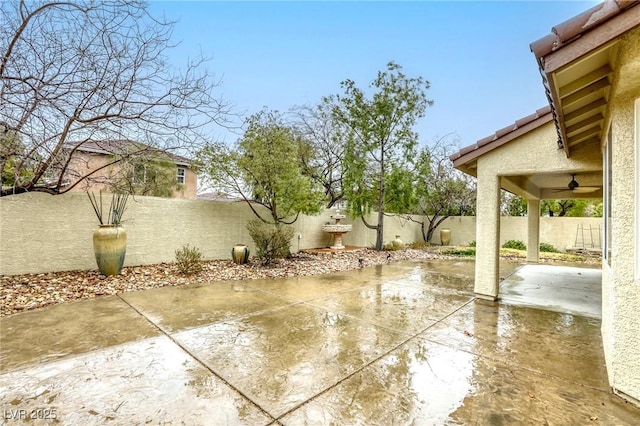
top-left (501, 170), bottom-right (603, 200)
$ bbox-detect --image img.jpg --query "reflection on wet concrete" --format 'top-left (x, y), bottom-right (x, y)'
top-left (0, 336), bottom-right (270, 425)
top-left (173, 304), bottom-right (406, 417)
top-left (423, 301), bottom-right (610, 390)
top-left (0, 296), bottom-right (159, 372)
top-left (282, 336), bottom-right (639, 425)
top-left (120, 281), bottom-right (294, 333)
top-left (309, 281), bottom-right (473, 335)
top-left (1, 259), bottom-right (639, 424)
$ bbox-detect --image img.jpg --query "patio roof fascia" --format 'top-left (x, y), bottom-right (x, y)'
top-left (530, 0), bottom-right (640, 156)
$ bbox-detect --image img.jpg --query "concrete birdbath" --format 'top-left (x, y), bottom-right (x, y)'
top-left (322, 210), bottom-right (352, 250)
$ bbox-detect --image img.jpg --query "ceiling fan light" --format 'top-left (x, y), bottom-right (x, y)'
top-left (568, 174), bottom-right (579, 190)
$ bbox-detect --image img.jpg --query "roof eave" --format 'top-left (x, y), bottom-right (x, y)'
top-left (530, 0), bottom-right (640, 156)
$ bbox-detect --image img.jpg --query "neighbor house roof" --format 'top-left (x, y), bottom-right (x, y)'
top-left (68, 140), bottom-right (192, 167)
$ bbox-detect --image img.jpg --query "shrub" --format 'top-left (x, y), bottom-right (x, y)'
top-left (383, 242), bottom-right (403, 251)
top-left (247, 219), bottom-right (294, 265)
top-left (443, 247), bottom-right (476, 257)
top-left (539, 242), bottom-right (559, 253)
top-left (408, 240), bottom-right (431, 249)
top-left (175, 244), bottom-right (203, 275)
top-left (468, 240), bottom-right (476, 247)
top-left (502, 240), bottom-right (526, 250)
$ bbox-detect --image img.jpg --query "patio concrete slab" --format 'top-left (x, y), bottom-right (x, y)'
top-left (1, 259), bottom-right (638, 424)
top-left (308, 281), bottom-right (474, 336)
top-left (281, 335), bottom-right (638, 425)
top-left (422, 301), bottom-right (609, 390)
top-left (0, 336), bottom-right (271, 425)
top-left (248, 269), bottom-right (382, 302)
top-left (500, 264), bottom-right (602, 319)
top-left (120, 281), bottom-right (295, 333)
top-left (0, 296), bottom-right (159, 372)
top-left (173, 303), bottom-right (406, 418)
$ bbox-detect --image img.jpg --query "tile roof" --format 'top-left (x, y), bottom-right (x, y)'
top-left (68, 140), bottom-right (192, 166)
top-left (530, 0), bottom-right (639, 152)
top-left (530, 0), bottom-right (638, 59)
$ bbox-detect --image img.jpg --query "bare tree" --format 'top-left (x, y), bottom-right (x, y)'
top-left (1, 0), bottom-right (231, 196)
top-left (404, 136), bottom-right (476, 243)
top-left (290, 103), bottom-right (346, 208)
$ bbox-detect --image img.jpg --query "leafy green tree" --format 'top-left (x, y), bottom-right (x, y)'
top-left (199, 109), bottom-right (325, 224)
top-left (501, 191), bottom-right (528, 216)
top-left (1, 126), bottom-right (37, 189)
top-left (111, 157), bottom-right (184, 198)
top-left (540, 199), bottom-right (596, 217)
top-left (327, 62), bottom-right (433, 250)
top-left (502, 195), bottom-right (602, 217)
top-left (586, 199), bottom-right (603, 217)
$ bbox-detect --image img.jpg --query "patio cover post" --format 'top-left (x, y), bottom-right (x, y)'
top-left (527, 198), bottom-right (540, 263)
top-left (474, 170), bottom-right (501, 300)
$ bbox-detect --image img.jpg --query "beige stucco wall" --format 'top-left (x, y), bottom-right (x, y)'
top-left (178, 168), bottom-right (198, 200)
top-left (0, 191), bottom-right (601, 276)
top-left (476, 121), bottom-right (603, 177)
top-left (600, 25), bottom-right (640, 404)
top-left (0, 192), bottom-right (262, 275)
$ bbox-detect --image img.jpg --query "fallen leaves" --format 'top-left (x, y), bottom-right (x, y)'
top-left (1, 248), bottom-right (448, 317)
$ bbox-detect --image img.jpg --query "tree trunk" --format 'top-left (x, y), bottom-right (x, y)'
top-left (426, 226), bottom-right (435, 243)
top-left (375, 209), bottom-right (384, 250)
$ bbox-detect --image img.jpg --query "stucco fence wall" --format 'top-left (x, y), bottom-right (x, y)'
top-left (0, 192), bottom-right (602, 276)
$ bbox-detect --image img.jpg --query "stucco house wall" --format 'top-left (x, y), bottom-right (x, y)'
top-left (601, 24), bottom-right (640, 403)
top-left (470, 122), bottom-right (602, 297)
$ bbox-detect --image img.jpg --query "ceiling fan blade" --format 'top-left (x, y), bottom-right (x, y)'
top-left (572, 186), bottom-right (599, 194)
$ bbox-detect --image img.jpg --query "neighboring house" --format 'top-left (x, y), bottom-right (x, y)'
top-left (63, 140), bottom-right (198, 200)
top-left (451, 1), bottom-right (640, 405)
top-left (197, 191), bottom-right (244, 202)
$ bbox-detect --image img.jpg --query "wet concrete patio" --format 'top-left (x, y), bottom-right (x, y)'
top-left (1, 259), bottom-right (639, 425)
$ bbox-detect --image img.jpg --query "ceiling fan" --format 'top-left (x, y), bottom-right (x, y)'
top-left (553, 174), bottom-right (599, 194)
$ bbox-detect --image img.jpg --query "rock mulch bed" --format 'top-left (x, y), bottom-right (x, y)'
top-left (0, 248), bottom-right (446, 317)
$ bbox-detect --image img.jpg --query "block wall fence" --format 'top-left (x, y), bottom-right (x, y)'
top-left (0, 192), bottom-right (603, 276)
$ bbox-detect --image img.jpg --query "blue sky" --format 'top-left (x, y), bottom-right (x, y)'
top-left (150, 1), bottom-right (599, 148)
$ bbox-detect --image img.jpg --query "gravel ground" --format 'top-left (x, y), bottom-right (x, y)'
top-left (0, 248), bottom-right (451, 317)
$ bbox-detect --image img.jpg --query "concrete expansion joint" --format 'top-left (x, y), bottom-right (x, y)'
top-left (115, 294), bottom-right (276, 422)
top-left (275, 297), bottom-right (478, 421)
